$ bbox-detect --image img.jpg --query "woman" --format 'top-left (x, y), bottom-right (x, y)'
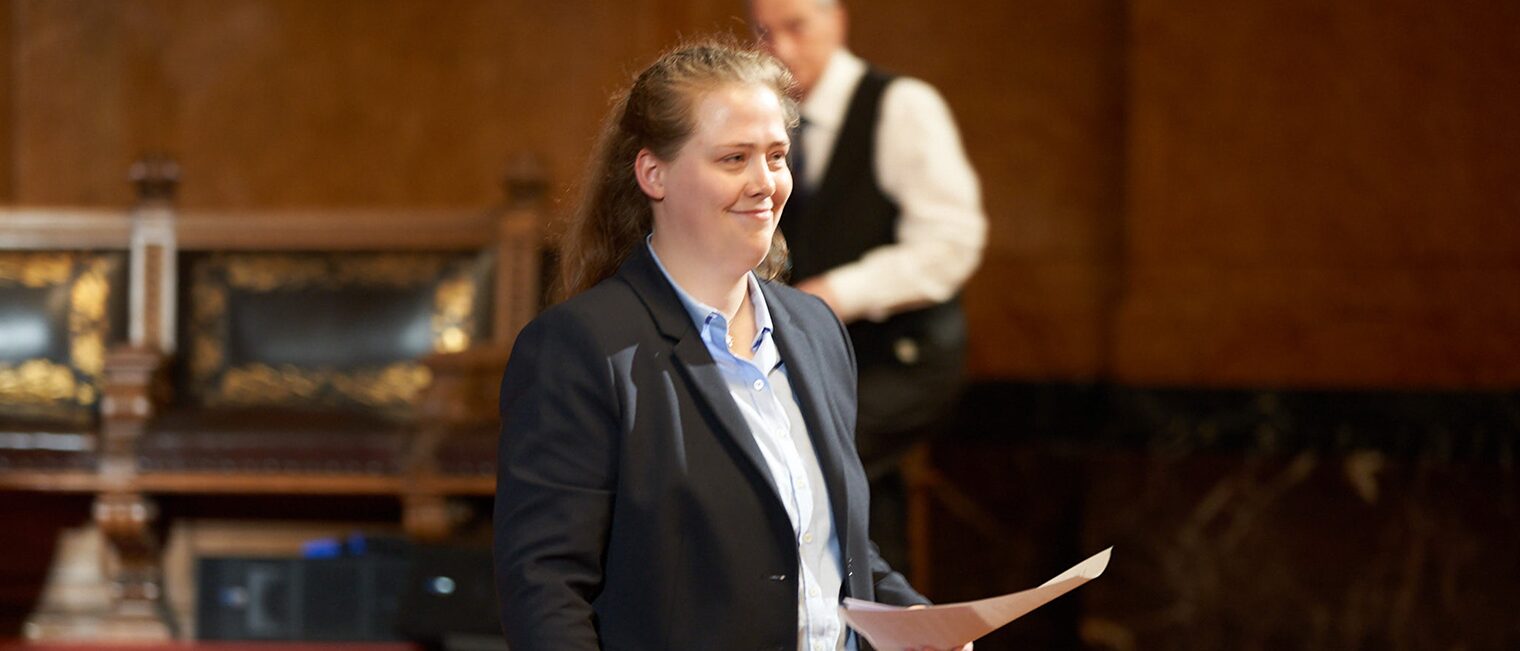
top-left (494, 43), bottom-right (967, 651)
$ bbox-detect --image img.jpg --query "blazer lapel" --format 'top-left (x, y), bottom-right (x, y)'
top-left (669, 339), bottom-right (777, 487)
top-left (763, 284), bottom-right (855, 556)
top-left (616, 246), bottom-right (780, 501)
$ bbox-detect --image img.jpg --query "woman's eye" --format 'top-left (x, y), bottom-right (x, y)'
top-left (723, 154), bottom-right (745, 164)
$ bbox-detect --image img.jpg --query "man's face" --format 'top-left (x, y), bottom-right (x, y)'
top-left (751, 0), bottom-right (845, 97)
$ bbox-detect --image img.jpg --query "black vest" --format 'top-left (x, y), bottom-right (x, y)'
top-left (784, 69), bottom-right (967, 388)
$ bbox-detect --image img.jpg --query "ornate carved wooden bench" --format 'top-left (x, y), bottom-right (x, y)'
top-left (0, 157), bottom-right (544, 638)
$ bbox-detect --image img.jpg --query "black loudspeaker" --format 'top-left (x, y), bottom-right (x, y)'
top-left (395, 545), bottom-right (501, 640)
top-left (196, 556), bottom-right (408, 641)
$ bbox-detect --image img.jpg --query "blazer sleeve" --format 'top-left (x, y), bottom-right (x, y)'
top-left (869, 539), bottom-right (930, 606)
top-left (494, 310), bottom-right (619, 650)
top-left (824, 293), bottom-right (931, 608)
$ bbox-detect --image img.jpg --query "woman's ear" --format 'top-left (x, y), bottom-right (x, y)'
top-left (634, 148), bottom-right (666, 201)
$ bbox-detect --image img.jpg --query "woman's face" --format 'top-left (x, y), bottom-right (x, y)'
top-left (645, 83), bottom-right (792, 275)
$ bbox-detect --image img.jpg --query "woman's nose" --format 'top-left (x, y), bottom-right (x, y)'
top-left (747, 160), bottom-right (777, 197)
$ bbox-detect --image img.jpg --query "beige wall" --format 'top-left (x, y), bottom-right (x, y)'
top-left (3, 0), bottom-right (1516, 388)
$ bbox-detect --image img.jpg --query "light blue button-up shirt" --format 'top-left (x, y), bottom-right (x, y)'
top-left (648, 240), bottom-right (852, 651)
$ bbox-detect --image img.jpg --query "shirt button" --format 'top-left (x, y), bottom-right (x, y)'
top-left (752, 379), bottom-right (765, 391)
top-left (802, 532), bottom-right (814, 544)
top-left (808, 587), bottom-right (820, 598)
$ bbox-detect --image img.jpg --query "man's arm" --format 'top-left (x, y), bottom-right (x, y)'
top-left (810, 77), bottom-right (987, 324)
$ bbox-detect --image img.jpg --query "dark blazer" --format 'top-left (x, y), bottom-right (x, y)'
top-left (494, 244), bottom-right (927, 650)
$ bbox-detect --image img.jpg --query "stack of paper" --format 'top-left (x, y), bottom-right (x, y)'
top-left (840, 547), bottom-right (1112, 650)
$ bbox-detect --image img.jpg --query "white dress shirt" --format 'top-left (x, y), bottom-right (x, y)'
top-left (798, 49), bottom-right (987, 324)
top-left (648, 240), bottom-right (855, 650)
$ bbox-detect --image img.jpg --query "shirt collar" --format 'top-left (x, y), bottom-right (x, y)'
top-left (645, 236), bottom-right (774, 353)
top-left (801, 48), bottom-right (866, 132)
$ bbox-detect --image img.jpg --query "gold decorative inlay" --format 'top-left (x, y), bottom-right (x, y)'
top-left (338, 254), bottom-right (449, 288)
top-left (0, 359), bottom-right (78, 403)
top-left (220, 364), bottom-right (321, 403)
top-left (332, 363), bottom-right (434, 406)
top-left (223, 256), bottom-right (330, 291)
top-left (0, 252), bottom-right (120, 420)
top-left (69, 259), bottom-right (110, 377)
top-left (220, 253), bottom-right (447, 291)
top-left (433, 275), bottom-right (476, 353)
top-left (0, 254), bottom-right (73, 287)
top-left (187, 252), bottom-right (483, 414)
top-left (189, 280), bottom-right (227, 378)
top-left (212, 362), bottom-right (433, 409)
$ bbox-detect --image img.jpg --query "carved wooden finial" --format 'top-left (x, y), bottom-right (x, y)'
top-left (128, 155), bottom-right (181, 203)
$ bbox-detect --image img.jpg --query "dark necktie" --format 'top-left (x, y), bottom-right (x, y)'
top-left (787, 117), bottom-right (809, 219)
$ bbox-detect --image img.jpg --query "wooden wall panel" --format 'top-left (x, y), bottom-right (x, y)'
top-left (1117, 0), bottom-right (1520, 387)
top-left (852, 1), bottom-right (1126, 380)
top-left (0, 1), bottom-right (12, 201)
top-left (12, 0), bottom-right (134, 205)
top-left (5, 1), bottom-right (1516, 388)
top-left (3, 0), bottom-right (1119, 381)
top-left (9, 0), bottom-right (739, 209)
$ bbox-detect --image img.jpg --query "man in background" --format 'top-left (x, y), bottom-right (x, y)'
top-left (750, 0), bottom-right (988, 572)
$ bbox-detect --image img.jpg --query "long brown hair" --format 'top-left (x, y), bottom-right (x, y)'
top-left (556, 42), bottom-right (799, 300)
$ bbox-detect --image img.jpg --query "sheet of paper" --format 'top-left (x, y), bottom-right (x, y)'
top-left (839, 547), bottom-right (1111, 651)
